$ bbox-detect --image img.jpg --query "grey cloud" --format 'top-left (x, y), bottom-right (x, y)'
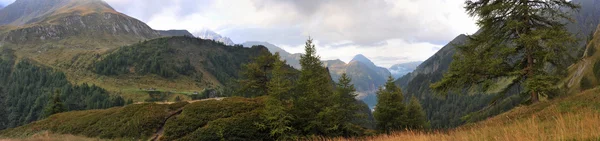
top-left (106, 0), bottom-right (213, 21)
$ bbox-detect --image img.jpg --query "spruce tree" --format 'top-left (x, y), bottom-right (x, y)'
top-left (263, 53), bottom-right (295, 139)
top-left (406, 96), bottom-right (427, 130)
top-left (43, 90), bottom-right (66, 118)
top-left (293, 37), bottom-right (334, 134)
top-left (320, 73), bottom-right (361, 136)
top-left (432, 0), bottom-right (579, 103)
top-left (373, 76), bottom-right (406, 134)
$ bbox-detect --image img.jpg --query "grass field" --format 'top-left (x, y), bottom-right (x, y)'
top-left (336, 88), bottom-right (600, 141)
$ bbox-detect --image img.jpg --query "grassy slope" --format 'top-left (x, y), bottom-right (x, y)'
top-left (345, 25), bottom-right (600, 141)
top-left (0, 97), bottom-right (269, 141)
top-left (340, 88), bottom-right (600, 141)
top-left (564, 25), bottom-right (600, 94)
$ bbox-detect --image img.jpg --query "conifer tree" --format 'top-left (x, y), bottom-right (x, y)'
top-left (43, 90), bottom-right (66, 118)
top-left (373, 76), bottom-right (406, 134)
top-left (320, 73), bottom-right (361, 136)
top-left (431, 0), bottom-right (579, 103)
top-left (238, 51), bottom-right (278, 97)
top-left (263, 53), bottom-right (295, 139)
top-left (406, 96), bottom-right (428, 130)
top-left (293, 37), bottom-right (334, 134)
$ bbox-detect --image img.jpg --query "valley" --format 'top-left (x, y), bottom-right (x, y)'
top-left (1, 0), bottom-right (599, 140)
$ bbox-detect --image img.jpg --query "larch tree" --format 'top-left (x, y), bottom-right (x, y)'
top-left (238, 51), bottom-right (278, 97)
top-left (431, 0), bottom-right (579, 103)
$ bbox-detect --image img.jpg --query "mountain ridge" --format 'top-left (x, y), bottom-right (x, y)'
top-left (194, 29), bottom-right (235, 46)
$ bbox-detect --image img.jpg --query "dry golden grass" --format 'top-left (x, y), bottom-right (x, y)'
top-left (336, 88), bottom-right (600, 141)
top-left (0, 131), bottom-right (106, 141)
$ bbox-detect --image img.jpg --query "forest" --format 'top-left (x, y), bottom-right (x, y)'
top-left (0, 51), bottom-right (127, 130)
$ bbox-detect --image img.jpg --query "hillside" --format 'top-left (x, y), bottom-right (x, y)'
top-left (565, 24), bottom-right (600, 94)
top-left (394, 0), bottom-right (600, 128)
top-left (0, 0), bottom-right (160, 79)
top-left (0, 97), bottom-right (268, 140)
top-left (87, 36), bottom-right (270, 101)
top-left (158, 30), bottom-right (194, 37)
top-left (345, 88), bottom-right (600, 140)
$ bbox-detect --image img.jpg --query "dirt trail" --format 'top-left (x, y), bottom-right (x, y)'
top-left (149, 108), bottom-right (184, 141)
top-left (148, 97), bottom-right (224, 141)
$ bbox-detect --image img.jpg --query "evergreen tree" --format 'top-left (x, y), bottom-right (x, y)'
top-left (263, 53), bottom-right (295, 139)
top-left (238, 51), bottom-right (278, 97)
top-left (293, 37), bottom-right (335, 134)
top-left (43, 90), bottom-right (66, 118)
top-left (320, 73), bottom-right (362, 136)
top-left (374, 76), bottom-right (406, 134)
top-left (431, 0), bottom-right (579, 103)
top-left (406, 96), bottom-right (428, 130)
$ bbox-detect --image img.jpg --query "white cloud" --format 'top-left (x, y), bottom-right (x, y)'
top-left (1, 0), bottom-right (478, 67)
top-left (278, 39), bottom-right (443, 68)
top-left (102, 0), bottom-right (478, 67)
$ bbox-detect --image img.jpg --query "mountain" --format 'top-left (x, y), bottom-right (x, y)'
top-left (564, 24), bottom-right (600, 94)
top-left (389, 61), bottom-right (423, 79)
top-left (349, 54), bottom-right (392, 81)
top-left (194, 29), bottom-right (235, 46)
top-left (0, 4), bottom-right (4, 9)
top-left (325, 55), bottom-right (391, 108)
top-left (395, 0), bottom-right (600, 129)
top-left (242, 41), bottom-right (303, 69)
top-left (158, 30), bottom-right (194, 37)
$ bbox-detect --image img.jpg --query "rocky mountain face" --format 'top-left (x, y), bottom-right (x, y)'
top-left (389, 61), bottom-right (422, 79)
top-left (194, 29), bottom-right (235, 46)
top-left (242, 41), bottom-right (303, 69)
top-left (158, 30), bottom-right (194, 37)
top-left (565, 24), bottom-right (600, 94)
top-left (0, 0), bottom-right (160, 45)
top-left (324, 55), bottom-right (391, 108)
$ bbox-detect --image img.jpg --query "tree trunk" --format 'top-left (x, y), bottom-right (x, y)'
top-left (527, 51), bottom-right (539, 103)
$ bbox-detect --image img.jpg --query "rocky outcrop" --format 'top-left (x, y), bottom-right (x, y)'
top-left (1, 12), bottom-right (159, 44)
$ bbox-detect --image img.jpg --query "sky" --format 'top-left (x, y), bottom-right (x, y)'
top-left (1, 0), bottom-right (479, 68)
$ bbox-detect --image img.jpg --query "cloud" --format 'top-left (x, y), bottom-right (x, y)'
top-left (104, 0), bottom-right (478, 46)
top-left (0, 0), bottom-right (478, 67)
top-left (102, 0), bottom-right (478, 67)
top-left (278, 39), bottom-right (443, 68)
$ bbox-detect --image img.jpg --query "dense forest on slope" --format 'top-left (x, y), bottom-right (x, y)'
top-left (0, 50), bottom-right (126, 130)
top-left (94, 36), bottom-right (270, 88)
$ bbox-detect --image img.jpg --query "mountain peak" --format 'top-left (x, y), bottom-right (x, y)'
top-left (0, 0), bottom-right (119, 26)
top-left (350, 54), bottom-right (376, 67)
top-left (194, 29), bottom-right (235, 45)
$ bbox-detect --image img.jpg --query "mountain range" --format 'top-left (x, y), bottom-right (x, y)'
top-left (389, 61), bottom-right (422, 79)
top-left (194, 29), bottom-right (235, 46)
top-left (242, 41), bottom-right (395, 107)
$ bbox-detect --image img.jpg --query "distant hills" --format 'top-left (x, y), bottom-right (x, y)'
top-left (242, 41), bottom-right (303, 69)
top-left (194, 29), bottom-right (235, 46)
top-left (242, 41), bottom-right (395, 107)
top-left (389, 61), bottom-right (422, 79)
